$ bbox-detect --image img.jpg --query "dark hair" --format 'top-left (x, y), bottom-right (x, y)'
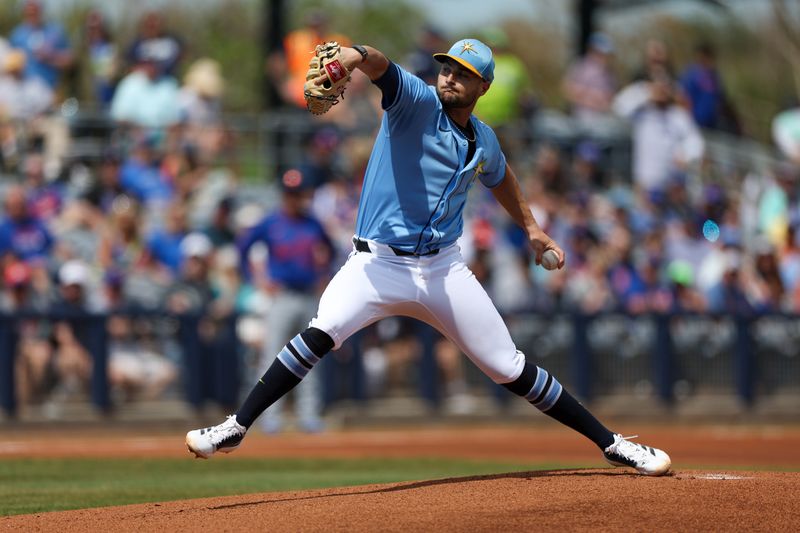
top-left (695, 42), bottom-right (715, 58)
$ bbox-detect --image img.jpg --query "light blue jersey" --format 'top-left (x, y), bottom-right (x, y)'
top-left (355, 64), bottom-right (506, 255)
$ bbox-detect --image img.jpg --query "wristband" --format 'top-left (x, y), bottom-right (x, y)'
top-left (353, 45), bottom-right (368, 63)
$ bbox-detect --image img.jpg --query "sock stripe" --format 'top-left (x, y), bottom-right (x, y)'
top-left (286, 342), bottom-right (313, 369)
top-left (524, 366), bottom-right (549, 402)
top-left (277, 348), bottom-right (309, 378)
top-left (535, 378), bottom-right (563, 412)
top-left (291, 335), bottom-right (320, 365)
top-left (531, 373), bottom-right (553, 405)
top-left (522, 365), bottom-right (563, 412)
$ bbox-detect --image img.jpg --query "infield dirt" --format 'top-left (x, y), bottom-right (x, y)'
top-left (2, 424), bottom-right (799, 532)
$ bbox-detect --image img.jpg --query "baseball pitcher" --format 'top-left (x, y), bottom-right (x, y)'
top-left (187, 38), bottom-right (671, 476)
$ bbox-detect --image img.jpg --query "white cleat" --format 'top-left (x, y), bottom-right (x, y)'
top-left (186, 415), bottom-right (247, 459)
top-left (603, 434), bottom-right (672, 476)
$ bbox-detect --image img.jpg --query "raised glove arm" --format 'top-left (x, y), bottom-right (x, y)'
top-left (303, 41), bottom-right (351, 115)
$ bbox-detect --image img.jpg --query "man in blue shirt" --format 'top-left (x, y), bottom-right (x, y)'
top-left (238, 168), bottom-right (334, 433)
top-left (680, 42), bottom-right (739, 134)
top-left (0, 184), bottom-right (53, 264)
top-left (9, 0), bottom-right (73, 89)
top-left (188, 38), bottom-right (671, 476)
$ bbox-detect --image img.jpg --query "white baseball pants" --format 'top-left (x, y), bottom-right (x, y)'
top-left (309, 238), bottom-right (526, 384)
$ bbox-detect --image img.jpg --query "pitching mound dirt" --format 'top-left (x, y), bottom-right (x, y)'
top-left (3, 469), bottom-right (798, 532)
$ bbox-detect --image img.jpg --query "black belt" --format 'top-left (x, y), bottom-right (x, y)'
top-left (353, 238), bottom-right (439, 257)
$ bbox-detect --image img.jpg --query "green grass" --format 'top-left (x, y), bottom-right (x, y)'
top-left (0, 457), bottom-right (567, 517)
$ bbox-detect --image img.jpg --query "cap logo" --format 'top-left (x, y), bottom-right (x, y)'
top-left (282, 169), bottom-right (303, 188)
top-left (460, 41), bottom-right (477, 55)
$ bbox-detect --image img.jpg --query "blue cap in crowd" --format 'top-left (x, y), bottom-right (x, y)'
top-left (589, 32), bottom-right (614, 54)
top-left (433, 38), bottom-right (495, 82)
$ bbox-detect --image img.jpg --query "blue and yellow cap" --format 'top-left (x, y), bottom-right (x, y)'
top-left (433, 39), bottom-right (494, 82)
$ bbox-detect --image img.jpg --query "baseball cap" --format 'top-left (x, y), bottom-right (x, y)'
top-left (59, 260), bottom-right (89, 287)
top-left (180, 232), bottom-right (213, 258)
top-left (433, 38), bottom-right (495, 82)
top-left (589, 32), bottom-right (614, 54)
top-left (280, 168), bottom-right (313, 193)
top-left (4, 261), bottom-right (31, 287)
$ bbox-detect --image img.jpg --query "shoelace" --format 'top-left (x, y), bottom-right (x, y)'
top-left (609, 435), bottom-right (654, 465)
top-left (208, 415), bottom-right (243, 445)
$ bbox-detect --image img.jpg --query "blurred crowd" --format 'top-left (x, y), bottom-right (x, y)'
top-left (1, 1), bottom-right (800, 413)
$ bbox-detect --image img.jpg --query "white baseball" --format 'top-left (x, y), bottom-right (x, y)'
top-left (541, 249), bottom-right (560, 270)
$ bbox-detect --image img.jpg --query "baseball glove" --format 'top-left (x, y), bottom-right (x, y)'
top-left (303, 41), bottom-right (351, 115)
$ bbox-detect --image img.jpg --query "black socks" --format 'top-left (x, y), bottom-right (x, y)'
top-left (235, 327), bottom-right (334, 428)
top-left (502, 361), bottom-right (615, 449)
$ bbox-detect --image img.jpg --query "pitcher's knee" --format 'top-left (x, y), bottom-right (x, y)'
top-left (487, 349), bottom-right (527, 385)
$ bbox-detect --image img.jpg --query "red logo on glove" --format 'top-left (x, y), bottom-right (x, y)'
top-left (325, 60), bottom-right (347, 82)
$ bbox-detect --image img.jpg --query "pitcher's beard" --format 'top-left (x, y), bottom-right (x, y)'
top-left (438, 88), bottom-right (477, 110)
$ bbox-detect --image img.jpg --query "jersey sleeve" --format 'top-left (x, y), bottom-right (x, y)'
top-left (375, 62), bottom-right (437, 122)
top-left (477, 125), bottom-right (507, 188)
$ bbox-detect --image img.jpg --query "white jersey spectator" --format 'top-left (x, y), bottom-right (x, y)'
top-left (772, 107), bottom-right (800, 164)
top-left (110, 56), bottom-right (179, 128)
top-left (613, 77), bottom-right (704, 194)
top-left (0, 49), bottom-right (53, 120)
top-left (177, 58), bottom-right (224, 126)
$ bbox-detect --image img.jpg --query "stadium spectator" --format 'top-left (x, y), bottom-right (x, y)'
top-left (83, 148), bottom-right (125, 214)
top-left (613, 72), bottom-right (704, 197)
top-left (53, 199), bottom-right (104, 266)
top-left (9, 0), bottom-right (74, 90)
top-left (474, 28), bottom-right (536, 130)
top-left (96, 195), bottom-right (144, 272)
top-left (120, 246), bottom-right (173, 313)
top-left (144, 200), bottom-right (190, 274)
top-left (118, 135), bottom-right (174, 209)
top-left (0, 184), bottom-right (54, 264)
top-left (45, 260), bottom-right (99, 407)
top-left (125, 11), bottom-right (184, 78)
top-left (530, 143), bottom-right (568, 198)
top-left (0, 49), bottom-right (61, 176)
top-left (292, 127), bottom-right (345, 189)
top-left (178, 58), bottom-right (225, 126)
top-left (110, 52), bottom-right (180, 129)
top-left (632, 39), bottom-right (675, 83)
top-left (404, 24), bottom-right (448, 85)
top-left (757, 162), bottom-right (799, 250)
top-left (0, 35), bottom-right (9, 66)
top-left (0, 49), bottom-right (54, 121)
top-left (80, 10), bottom-right (119, 106)
top-left (750, 238), bottom-right (786, 311)
top-left (625, 257), bottom-right (673, 314)
top-left (21, 152), bottom-right (62, 224)
top-left (569, 140), bottom-right (606, 191)
top-left (680, 42), bottom-right (740, 134)
top-left (266, 10), bottom-right (350, 109)
top-left (563, 251), bottom-right (616, 312)
top-left (779, 214), bottom-right (800, 299)
top-left (772, 105), bottom-right (800, 165)
top-left (239, 168), bottom-right (334, 433)
top-left (177, 58), bottom-right (226, 156)
top-left (6, 259), bottom-right (54, 406)
top-left (203, 197), bottom-right (236, 248)
top-left (705, 246), bottom-right (752, 314)
top-left (163, 232), bottom-right (216, 314)
top-left (311, 169), bottom-right (361, 264)
top-left (106, 313), bottom-right (178, 402)
top-left (562, 32), bottom-right (618, 127)
top-left (665, 259), bottom-right (707, 312)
